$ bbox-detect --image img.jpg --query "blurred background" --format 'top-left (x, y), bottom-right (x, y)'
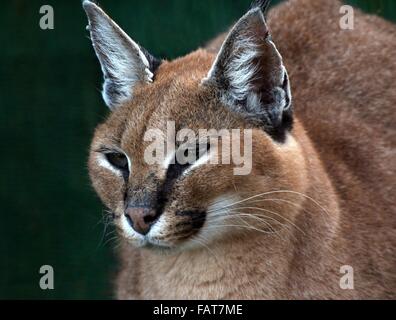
top-left (0, 0), bottom-right (394, 300)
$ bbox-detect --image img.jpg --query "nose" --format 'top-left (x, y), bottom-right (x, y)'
top-left (124, 207), bottom-right (159, 235)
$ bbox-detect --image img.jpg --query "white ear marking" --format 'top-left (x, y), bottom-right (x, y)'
top-left (224, 36), bottom-right (261, 102)
top-left (202, 7), bottom-right (293, 142)
top-left (83, 0), bottom-right (160, 110)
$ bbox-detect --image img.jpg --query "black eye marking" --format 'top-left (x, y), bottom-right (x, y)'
top-left (168, 142), bottom-right (211, 178)
top-left (155, 143), bottom-right (211, 218)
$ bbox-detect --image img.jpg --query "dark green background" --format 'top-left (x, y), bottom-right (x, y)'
top-left (0, 0), bottom-right (394, 300)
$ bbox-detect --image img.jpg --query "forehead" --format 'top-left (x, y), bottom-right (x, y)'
top-left (97, 50), bottom-right (246, 153)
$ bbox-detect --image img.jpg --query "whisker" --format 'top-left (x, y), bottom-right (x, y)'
top-left (191, 235), bottom-right (223, 267)
top-left (207, 191), bottom-right (281, 213)
top-left (207, 190), bottom-right (331, 225)
top-left (102, 235), bottom-right (119, 247)
top-left (113, 238), bottom-right (124, 250)
top-left (232, 211), bottom-right (280, 238)
top-left (209, 207), bottom-right (294, 231)
top-left (228, 207), bottom-right (305, 235)
top-left (244, 197), bottom-right (326, 227)
top-left (96, 211), bottom-right (116, 249)
top-left (207, 211), bottom-right (290, 239)
top-left (234, 212), bottom-right (285, 239)
top-left (203, 223), bottom-right (280, 236)
top-left (238, 190), bottom-right (331, 218)
top-left (217, 211), bottom-right (289, 229)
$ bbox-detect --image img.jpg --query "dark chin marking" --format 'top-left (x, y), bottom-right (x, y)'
top-left (143, 243), bottom-right (175, 254)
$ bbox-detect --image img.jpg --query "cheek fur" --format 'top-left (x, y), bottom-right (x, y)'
top-left (89, 154), bottom-right (126, 211)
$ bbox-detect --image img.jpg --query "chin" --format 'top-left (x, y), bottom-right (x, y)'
top-left (121, 230), bottom-right (209, 255)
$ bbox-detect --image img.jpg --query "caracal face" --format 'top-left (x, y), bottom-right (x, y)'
top-left (84, 0), bottom-right (305, 252)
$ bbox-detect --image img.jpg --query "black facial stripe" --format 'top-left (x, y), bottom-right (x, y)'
top-left (154, 165), bottom-right (186, 217)
top-left (155, 143), bottom-right (211, 216)
top-left (168, 142), bottom-right (211, 180)
top-left (176, 210), bottom-right (207, 230)
top-left (176, 210), bottom-right (206, 218)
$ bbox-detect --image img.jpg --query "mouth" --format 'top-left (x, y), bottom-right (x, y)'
top-left (123, 227), bottom-right (204, 253)
top-left (132, 236), bottom-right (179, 253)
top-left (143, 242), bottom-right (176, 253)
top-left (118, 209), bottom-right (208, 251)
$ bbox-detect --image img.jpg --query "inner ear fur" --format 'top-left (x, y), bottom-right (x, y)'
top-left (83, 0), bottom-right (161, 110)
top-left (203, 6), bottom-right (293, 142)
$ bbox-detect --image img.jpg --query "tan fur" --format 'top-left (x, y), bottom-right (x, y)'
top-left (88, 0), bottom-right (396, 299)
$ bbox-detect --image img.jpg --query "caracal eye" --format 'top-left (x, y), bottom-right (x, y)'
top-left (105, 153), bottom-right (129, 172)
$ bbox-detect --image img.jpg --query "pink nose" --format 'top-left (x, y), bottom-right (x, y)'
top-left (124, 207), bottom-right (158, 235)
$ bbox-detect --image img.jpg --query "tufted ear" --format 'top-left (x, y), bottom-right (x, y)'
top-left (203, 2), bottom-right (292, 142)
top-left (83, 1), bottom-right (161, 110)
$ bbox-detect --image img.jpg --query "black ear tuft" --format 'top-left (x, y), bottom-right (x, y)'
top-left (250, 0), bottom-right (271, 16)
top-left (82, 0), bottom-right (99, 6)
top-left (140, 46), bottom-right (162, 75)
